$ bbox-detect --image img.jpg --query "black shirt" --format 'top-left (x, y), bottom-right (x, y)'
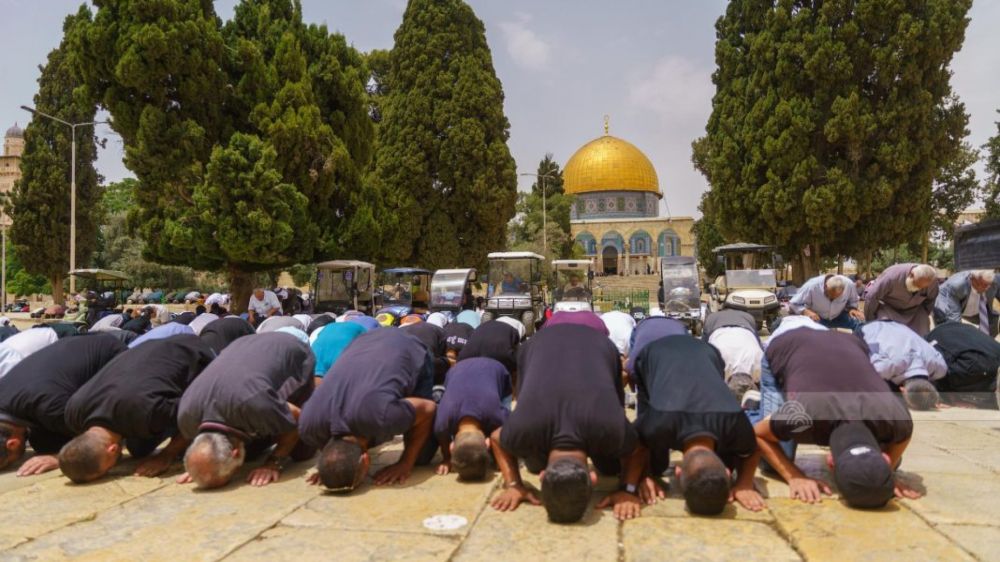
top-left (402, 322), bottom-right (449, 383)
top-left (433, 357), bottom-right (511, 442)
top-left (121, 315), bottom-right (151, 334)
top-left (632, 335), bottom-right (755, 473)
top-left (443, 322), bottom-right (474, 353)
top-left (702, 310), bottom-right (758, 340)
top-left (178, 333), bottom-right (314, 439)
top-left (299, 329), bottom-right (434, 448)
top-left (765, 329), bottom-right (912, 446)
top-left (65, 335), bottom-right (216, 439)
top-left (199, 316), bottom-right (255, 354)
top-left (0, 334), bottom-right (127, 453)
top-left (926, 322), bottom-right (1000, 392)
top-left (458, 321), bottom-right (520, 372)
top-left (500, 324), bottom-right (636, 469)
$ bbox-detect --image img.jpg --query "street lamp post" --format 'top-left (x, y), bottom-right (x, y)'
top-left (20, 105), bottom-right (108, 299)
top-left (519, 171), bottom-right (556, 255)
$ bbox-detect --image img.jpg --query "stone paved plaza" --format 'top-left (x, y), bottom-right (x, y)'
top-left (0, 408), bottom-right (997, 561)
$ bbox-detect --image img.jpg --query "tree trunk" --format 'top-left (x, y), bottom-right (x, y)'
top-left (51, 275), bottom-right (64, 307)
top-left (228, 267), bottom-right (255, 314)
top-left (921, 233), bottom-right (929, 264)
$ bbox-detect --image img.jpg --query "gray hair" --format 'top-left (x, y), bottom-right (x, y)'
top-left (910, 264), bottom-right (937, 281)
top-left (824, 275), bottom-right (847, 292)
top-left (971, 270), bottom-right (996, 284)
top-left (184, 432), bottom-right (245, 489)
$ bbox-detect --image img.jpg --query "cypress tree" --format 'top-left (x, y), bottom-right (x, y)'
top-left (375, 0), bottom-right (517, 269)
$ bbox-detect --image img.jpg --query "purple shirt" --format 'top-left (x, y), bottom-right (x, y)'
top-left (544, 311), bottom-right (609, 335)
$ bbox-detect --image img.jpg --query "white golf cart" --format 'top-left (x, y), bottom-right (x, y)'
top-left (314, 260), bottom-right (376, 315)
top-left (709, 243), bottom-right (781, 331)
top-left (482, 251), bottom-right (545, 336)
top-left (550, 259), bottom-right (594, 313)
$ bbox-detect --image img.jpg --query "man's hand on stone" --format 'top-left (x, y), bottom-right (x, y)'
top-left (639, 475), bottom-right (665, 505)
top-left (788, 476), bottom-right (831, 503)
top-left (730, 483), bottom-right (766, 511)
top-left (894, 476), bottom-right (922, 499)
top-left (435, 462), bottom-right (451, 476)
top-left (373, 461), bottom-right (412, 485)
top-left (15, 454), bottom-right (58, 477)
top-left (134, 452), bottom-right (173, 477)
top-left (597, 491), bottom-right (641, 520)
top-left (176, 472), bottom-right (193, 484)
top-left (490, 483), bottom-right (540, 512)
top-left (247, 466), bottom-right (281, 487)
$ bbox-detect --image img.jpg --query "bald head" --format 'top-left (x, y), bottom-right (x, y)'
top-left (184, 432), bottom-right (246, 489)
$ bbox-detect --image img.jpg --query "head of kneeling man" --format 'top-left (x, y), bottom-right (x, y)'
top-left (58, 427), bottom-right (122, 483)
top-left (317, 437), bottom-right (370, 492)
top-left (0, 422), bottom-right (27, 470)
top-left (827, 423), bottom-right (895, 509)
top-left (451, 429), bottom-right (490, 482)
top-left (184, 432), bottom-right (246, 489)
top-left (540, 451), bottom-right (596, 523)
top-left (678, 448), bottom-right (730, 516)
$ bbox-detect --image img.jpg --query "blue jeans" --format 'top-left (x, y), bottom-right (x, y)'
top-left (745, 357), bottom-right (797, 465)
top-left (819, 309), bottom-right (862, 331)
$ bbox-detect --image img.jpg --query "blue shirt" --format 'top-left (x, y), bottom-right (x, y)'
top-left (311, 322), bottom-right (367, 376)
top-left (433, 357), bottom-right (511, 442)
top-left (789, 274), bottom-right (859, 320)
top-left (128, 323), bottom-right (195, 349)
top-left (860, 320), bottom-right (947, 385)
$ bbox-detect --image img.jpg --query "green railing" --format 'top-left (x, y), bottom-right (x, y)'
top-left (592, 287), bottom-right (650, 314)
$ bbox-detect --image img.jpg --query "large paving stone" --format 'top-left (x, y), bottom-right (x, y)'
top-left (452, 496), bottom-right (619, 562)
top-left (0, 474), bottom-right (165, 550)
top-left (2, 464), bottom-right (319, 561)
top-left (934, 524), bottom-right (1000, 562)
top-left (769, 498), bottom-right (973, 561)
top-left (900, 471), bottom-right (1000, 526)
top-left (623, 518), bottom-right (799, 562)
top-left (281, 467), bottom-right (496, 537)
top-left (0, 466), bottom-right (62, 495)
top-left (225, 528), bottom-right (461, 562)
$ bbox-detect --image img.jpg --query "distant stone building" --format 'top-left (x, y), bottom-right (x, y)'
top-left (955, 207), bottom-right (985, 228)
top-left (0, 123), bottom-right (25, 226)
top-left (565, 120), bottom-right (694, 275)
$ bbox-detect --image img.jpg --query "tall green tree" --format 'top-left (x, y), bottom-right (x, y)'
top-left (929, 142), bottom-right (979, 242)
top-left (696, 0), bottom-right (972, 281)
top-left (508, 154), bottom-right (575, 260)
top-left (374, 0), bottom-right (517, 269)
top-left (11, 7), bottom-right (102, 302)
top-left (985, 114), bottom-right (1000, 219)
top-left (73, 0), bottom-right (376, 311)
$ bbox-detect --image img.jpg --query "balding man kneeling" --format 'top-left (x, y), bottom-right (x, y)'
top-left (177, 332), bottom-right (316, 488)
top-left (59, 335), bottom-right (216, 483)
top-left (298, 329), bottom-right (437, 492)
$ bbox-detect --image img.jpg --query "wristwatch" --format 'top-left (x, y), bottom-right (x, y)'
top-left (267, 455), bottom-right (291, 472)
top-left (620, 482), bottom-right (638, 494)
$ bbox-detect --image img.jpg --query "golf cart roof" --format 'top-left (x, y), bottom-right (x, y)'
top-left (434, 268), bottom-right (476, 275)
top-left (69, 268), bottom-right (129, 281)
top-left (382, 267), bottom-right (432, 275)
top-left (660, 256), bottom-right (697, 266)
top-left (712, 243), bottom-right (774, 254)
top-left (316, 260), bottom-right (374, 269)
top-left (552, 259), bottom-right (592, 268)
top-left (488, 251), bottom-right (545, 260)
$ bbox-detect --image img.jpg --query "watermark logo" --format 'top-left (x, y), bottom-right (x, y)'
top-left (775, 400), bottom-right (812, 434)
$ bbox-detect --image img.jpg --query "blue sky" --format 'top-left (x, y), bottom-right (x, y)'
top-left (1, 0), bottom-right (998, 216)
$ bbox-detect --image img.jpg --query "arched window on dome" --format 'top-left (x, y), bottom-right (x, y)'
top-left (575, 232), bottom-right (597, 255)
top-left (629, 230), bottom-right (651, 255)
top-left (658, 229), bottom-right (681, 257)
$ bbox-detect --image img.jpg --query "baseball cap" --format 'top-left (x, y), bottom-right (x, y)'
top-left (829, 422), bottom-right (894, 509)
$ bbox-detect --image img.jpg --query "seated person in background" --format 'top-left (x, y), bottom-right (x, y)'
top-left (500, 273), bottom-right (521, 295)
top-left (0, 334), bottom-right (126, 475)
top-left (178, 332), bottom-right (314, 488)
top-left (60, 335), bottom-right (216, 483)
top-left (632, 335), bottom-right (763, 513)
top-left (752, 329), bottom-right (919, 507)
top-left (247, 288), bottom-right (281, 327)
top-left (299, 329), bottom-right (437, 491)
top-left (434, 357), bottom-right (512, 481)
top-left (933, 270), bottom-right (999, 337)
top-left (492, 324), bottom-right (643, 522)
top-left (926, 322), bottom-right (1000, 409)
top-left (310, 322), bottom-right (366, 386)
top-left (789, 273), bottom-right (864, 330)
top-left (860, 320), bottom-right (946, 410)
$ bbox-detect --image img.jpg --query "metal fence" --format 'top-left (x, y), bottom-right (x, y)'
top-left (592, 287), bottom-right (650, 314)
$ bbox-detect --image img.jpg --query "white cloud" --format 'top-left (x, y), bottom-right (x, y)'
top-left (498, 14), bottom-right (552, 71)
top-left (627, 55), bottom-right (714, 131)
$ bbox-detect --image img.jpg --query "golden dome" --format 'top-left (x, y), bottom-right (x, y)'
top-left (563, 133), bottom-right (660, 197)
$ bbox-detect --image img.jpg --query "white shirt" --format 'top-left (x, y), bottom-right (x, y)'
top-left (248, 291), bottom-right (281, 316)
top-left (0, 345), bottom-right (22, 379)
top-left (709, 327), bottom-right (763, 381)
top-left (205, 293), bottom-right (228, 307)
top-left (90, 314), bottom-right (124, 332)
top-left (2, 328), bottom-right (58, 360)
top-left (765, 315), bottom-right (828, 348)
top-left (187, 313), bottom-right (220, 335)
top-left (601, 311), bottom-right (636, 356)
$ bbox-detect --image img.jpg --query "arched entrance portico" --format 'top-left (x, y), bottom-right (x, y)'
top-left (602, 246), bottom-right (619, 275)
